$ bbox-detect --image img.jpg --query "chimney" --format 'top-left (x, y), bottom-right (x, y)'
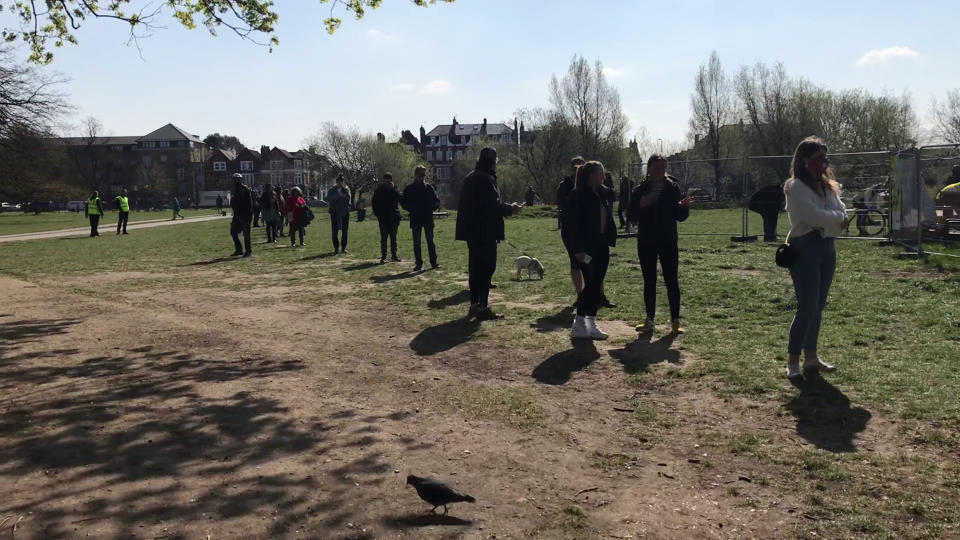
top-left (480, 118), bottom-right (487, 136)
top-left (419, 126), bottom-right (426, 144)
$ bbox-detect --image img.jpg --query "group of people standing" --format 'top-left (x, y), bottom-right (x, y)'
top-left (371, 167), bottom-right (442, 269)
top-left (228, 173), bottom-right (312, 257)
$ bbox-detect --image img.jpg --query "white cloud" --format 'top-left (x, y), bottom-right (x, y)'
top-left (366, 28), bottom-right (399, 41)
top-left (423, 80), bottom-right (452, 95)
top-left (603, 67), bottom-right (626, 79)
top-left (857, 46), bottom-right (919, 66)
top-left (391, 83), bottom-right (415, 92)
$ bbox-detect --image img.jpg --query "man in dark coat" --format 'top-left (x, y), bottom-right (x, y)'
top-left (455, 147), bottom-right (522, 320)
top-left (402, 165), bottom-right (441, 271)
top-left (748, 182), bottom-right (786, 242)
top-left (372, 172), bottom-right (402, 263)
top-left (557, 156), bottom-right (585, 305)
top-left (230, 173), bottom-right (254, 257)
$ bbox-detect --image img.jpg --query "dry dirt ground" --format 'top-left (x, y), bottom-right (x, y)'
top-left (0, 271), bottom-right (916, 539)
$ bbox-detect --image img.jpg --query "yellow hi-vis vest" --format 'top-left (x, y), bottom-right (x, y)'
top-left (88, 197), bottom-right (101, 215)
top-left (116, 196), bottom-right (129, 212)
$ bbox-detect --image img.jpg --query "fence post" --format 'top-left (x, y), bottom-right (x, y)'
top-left (731, 155), bottom-right (757, 242)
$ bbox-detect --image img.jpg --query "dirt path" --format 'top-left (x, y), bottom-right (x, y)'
top-left (0, 272), bottom-right (909, 539)
top-left (0, 215), bottom-right (228, 243)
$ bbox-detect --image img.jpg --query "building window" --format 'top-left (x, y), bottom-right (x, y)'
top-left (426, 150), bottom-right (433, 161)
top-left (142, 155), bottom-right (152, 167)
top-left (463, 136), bottom-right (470, 145)
top-left (177, 168), bottom-right (184, 181)
top-left (446, 150), bottom-right (453, 161)
top-left (244, 173), bottom-right (255, 184)
top-left (294, 159), bottom-right (303, 170)
top-left (270, 172), bottom-right (279, 183)
top-left (430, 136), bottom-right (437, 146)
top-left (141, 141), bottom-right (156, 149)
top-left (455, 150), bottom-right (463, 159)
top-left (240, 161), bottom-right (254, 171)
top-left (160, 154), bottom-right (168, 162)
top-left (440, 135), bottom-right (448, 145)
top-left (111, 145), bottom-right (124, 152)
top-left (159, 141), bottom-right (171, 148)
top-left (294, 172), bottom-right (302, 183)
top-left (213, 161), bottom-right (226, 172)
top-left (270, 160), bottom-right (282, 170)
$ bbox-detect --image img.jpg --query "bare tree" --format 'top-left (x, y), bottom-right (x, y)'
top-left (690, 50), bottom-right (732, 193)
top-left (549, 55), bottom-right (629, 170)
top-left (513, 107), bottom-right (577, 203)
top-left (931, 89), bottom-right (960, 144)
top-left (71, 116), bottom-right (107, 189)
top-left (0, 47), bottom-right (70, 136)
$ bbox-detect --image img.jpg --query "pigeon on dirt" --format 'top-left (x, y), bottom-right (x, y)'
top-left (406, 474), bottom-right (476, 515)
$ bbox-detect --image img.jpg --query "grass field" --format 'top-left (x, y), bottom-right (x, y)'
top-left (1, 207), bottom-right (958, 538)
top-left (0, 208), bottom-right (218, 235)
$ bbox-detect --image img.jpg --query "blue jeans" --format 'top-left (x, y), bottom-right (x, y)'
top-left (788, 233), bottom-right (836, 355)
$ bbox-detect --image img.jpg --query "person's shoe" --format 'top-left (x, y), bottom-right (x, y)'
top-left (488, 283), bottom-right (497, 289)
top-left (474, 306), bottom-right (504, 321)
top-left (379, 257), bottom-right (387, 264)
top-left (571, 315), bottom-right (591, 339)
top-left (671, 319), bottom-right (686, 335)
top-left (635, 318), bottom-right (655, 333)
top-left (334, 248), bottom-right (340, 254)
top-left (122, 231), bottom-right (128, 235)
top-left (392, 256), bottom-right (401, 262)
top-left (585, 316), bottom-right (609, 340)
top-left (116, 231), bottom-right (121, 235)
top-left (600, 296), bottom-right (617, 309)
top-left (430, 262), bottom-right (439, 269)
top-left (231, 251), bottom-right (243, 256)
top-left (299, 242), bottom-right (305, 247)
top-left (467, 303), bottom-right (482, 319)
top-left (413, 264), bottom-right (423, 272)
top-left (341, 249), bottom-right (348, 254)
top-left (786, 362), bottom-right (803, 380)
top-left (802, 358), bottom-right (836, 372)
top-left (243, 251), bottom-right (252, 258)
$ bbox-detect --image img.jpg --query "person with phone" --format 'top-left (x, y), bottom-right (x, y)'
top-left (568, 161), bottom-right (617, 339)
top-left (326, 175), bottom-right (352, 254)
top-left (628, 154), bottom-right (693, 335)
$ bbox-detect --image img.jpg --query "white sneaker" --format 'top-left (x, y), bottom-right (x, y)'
top-left (571, 315), bottom-right (591, 339)
top-left (584, 316), bottom-right (608, 340)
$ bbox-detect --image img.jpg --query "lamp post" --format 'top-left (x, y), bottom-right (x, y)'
top-left (658, 138), bottom-right (663, 153)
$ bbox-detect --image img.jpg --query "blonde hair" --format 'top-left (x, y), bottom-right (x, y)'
top-left (788, 136), bottom-right (839, 195)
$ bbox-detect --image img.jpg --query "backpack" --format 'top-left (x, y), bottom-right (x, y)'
top-left (302, 206), bottom-right (315, 226)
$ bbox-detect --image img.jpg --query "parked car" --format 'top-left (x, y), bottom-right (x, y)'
top-left (0, 202), bottom-right (21, 212)
top-left (686, 188), bottom-right (712, 202)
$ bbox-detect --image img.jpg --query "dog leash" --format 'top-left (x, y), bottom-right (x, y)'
top-left (504, 239), bottom-right (532, 258)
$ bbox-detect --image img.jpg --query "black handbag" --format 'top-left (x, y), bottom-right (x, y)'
top-left (775, 243), bottom-right (797, 268)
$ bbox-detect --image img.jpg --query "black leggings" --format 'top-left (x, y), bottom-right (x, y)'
top-left (576, 245), bottom-right (610, 317)
top-left (638, 243), bottom-right (680, 320)
top-left (467, 240), bottom-right (497, 307)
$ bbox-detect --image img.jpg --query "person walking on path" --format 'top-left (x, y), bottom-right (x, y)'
top-left (114, 189), bottom-right (130, 235)
top-left (259, 183), bottom-right (281, 243)
top-left (557, 156), bottom-right (586, 306)
top-left (568, 161), bottom-right (618, 340)
top-left (372, 172), bottom-right (403, 263)
top-left (216, 193), bottom-right (224, 215)
top-left (229, 173), bottom-right (254, 257)
top-left (402, 165), bottom-right (441, 271)
top-left (172, 197), bottom-right (185, 220)
top-left (783, 136), bottom-right (847, 380)
top-left (285, 186), bottom-right (309, 247)
top-left (628, 154), bottom-right (693, 335)
top-left (455, 147), bottom-right (522, 320)
top-left (86, 190), bottom-right (104, 237)
top-left (327, 175), bottom-right (352, 254)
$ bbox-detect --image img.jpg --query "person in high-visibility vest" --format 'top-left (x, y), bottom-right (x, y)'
top-left (85, 190), bottom-right (104, 237)
top-left (115, 188), bottom-right (130, 235)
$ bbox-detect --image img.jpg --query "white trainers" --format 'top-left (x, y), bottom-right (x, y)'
top-left (585, 316), bottom-right (608, 340)
top-left (803, 358), bottom-right (836, 372)
top-left (786, 362), bottom-right (803, 380)
top-left (571, 315), bottom-right (591, 339)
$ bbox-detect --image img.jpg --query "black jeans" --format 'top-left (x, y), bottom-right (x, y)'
top-left (576, 245), bottom-right (610, 317)
top-left (412, 222), bottom-right (437, 266)
top-left (89, 214), bottom-right (100, 237)
top-left (331, 213), bottom-right (349, 251)
top-left (230, 220), bottom-right (251, 254)
top-left (467, 240), bottom-right (497, 307)
top-left (378, 217), bottom-right (398, 259)
top-left (289, 223), bottom-right (305, 245)
top-left (618, 200), bottom-right (629, 227)
top-left (264, 220), bottom-right (276, 242)
top-left (638, 242), bottom-right (681, 320)
top-left (760, 211), bottom-right (779, 241)
top-left (116, 211), bottom-right (128, 233)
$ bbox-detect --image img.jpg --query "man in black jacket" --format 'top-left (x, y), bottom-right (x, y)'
top-left (748, 183), bottom-right (786, 241)
top-left (455, 147), bottom-right (522, 320)
top-left (402, 166), bottom-right (441, 271)
top-left (557, 156), bottom-right (585, 305)
top-left (230, 173), bottom-right (254, 257)
top-left (372, 172), bottom-right (402, 263)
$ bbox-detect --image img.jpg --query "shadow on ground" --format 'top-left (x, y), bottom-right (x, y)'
top-left (532, 340), bottom-right (600, 385)
top-left (181, 256), bottom-right (237, 267)
top-left (785, 371), bottom-right (871, 452)
top-left (608, 334), bottom-right (680, 374)
top-left (530, 306), bottom-right (574, 333)
top-left (427, 290), bottom-right (470, 309)
top-left (409, 318), bottom-right (481, 356)
top-left (344, 261), bottom-right (381, 271)
top-left (371, 271), bottom-right (419, 284)
top-left (382, 513), bottom-right (473, 528)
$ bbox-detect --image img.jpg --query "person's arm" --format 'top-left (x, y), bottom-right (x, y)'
top-left (569, 195), bottom-right (589, 259)
top-left (431, 185), bottom-right (440, 210)
top-left (97, 199), bottom-right (104, 214)
top-left (672, 184), bottom-right (691, 222)
top-left (627, 184), bottom-right (645, 222)
top-left (786, 182), bottom-right (846, 228)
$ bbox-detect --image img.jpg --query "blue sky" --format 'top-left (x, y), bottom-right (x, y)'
top-left (13, 0), bottom-right (960, 150)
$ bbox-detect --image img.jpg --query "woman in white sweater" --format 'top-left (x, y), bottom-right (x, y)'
top-left (783, 137), bottom-right (847, 380)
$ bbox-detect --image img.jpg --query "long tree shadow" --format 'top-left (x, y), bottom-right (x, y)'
top-left (0, 317), bottom-right (82, 359)
top-left (785, 371), bottom-right (871, 452)
top-left (608, 334), bottom-right (680, 374)
top-left (532, 340), bottom-right (600, 385)
top-left (300, 252), bottom-right (339, 261)
top-left (530, 306), bottom-right (574, 333)
top-left (409, 318), bottom-right (481, 356)
top-left (371, 271), bottom-right (420, 284)
top-left (427, 290), bottom-right (470, 309)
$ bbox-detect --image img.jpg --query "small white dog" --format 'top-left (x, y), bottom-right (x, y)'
top-left (514, 255), bottom-right (545, 280)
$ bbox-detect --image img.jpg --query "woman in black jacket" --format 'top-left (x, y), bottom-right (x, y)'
top-left (628, 154), bottom-right (693, 335)
top-left (568, 161), bottom-right (617, 339)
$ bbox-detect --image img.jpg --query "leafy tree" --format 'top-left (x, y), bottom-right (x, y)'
top-left (5, 0), bottom-right (454, 64)
top-left (203, 132), bottom-right (245, 152)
